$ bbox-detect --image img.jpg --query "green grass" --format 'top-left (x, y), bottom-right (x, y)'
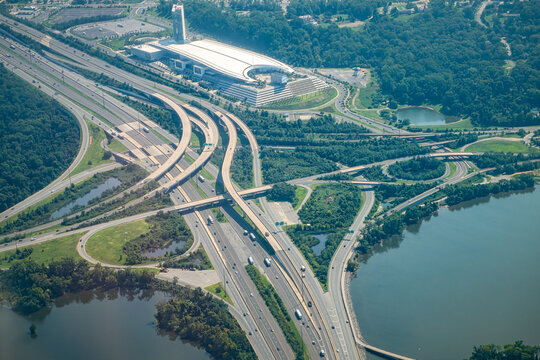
top-left (200, 168), bottom-right (215, 181)
top-left (353, 108), bottom-right (384, 121)
top-left (465, 139), bottom-right (536, 153)
top-left (211, 208), bottom-right (228, 223)
top-left (447, 162), bottom-right (457, 179)
top-left (245, 265), bottom-right (309, 360)
top-left (205, 282), bottom-right (232, 304)
top-left (107, 138), bottom-right (129, 153)
top-left (71, 120), bottom-right (111, 176)
top-left (184, 153), bottom-right (195, 165)
top-left (0, 233), bottom-right (86, 269)
top-left (189, 179), bottom-right (208, 199)
top-left (151, 128), bottom-right (174, 146)
top-left (292, 186), bottom-right (308, 210)
top-left (86, 220), bottom-right (151, 265)
top-left (262, 87), bottom-right (338, 110)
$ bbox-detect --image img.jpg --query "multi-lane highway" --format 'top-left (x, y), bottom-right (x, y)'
top-left (0, 13), bottom-right (493, 360)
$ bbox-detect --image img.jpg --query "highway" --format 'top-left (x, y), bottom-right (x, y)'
top-left (0, 14), bottom-right (493, 360)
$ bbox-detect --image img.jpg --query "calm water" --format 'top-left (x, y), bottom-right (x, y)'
top-left (351, 188), bottom-right (540, 360)
top-left (312, 234), bottom-right (329, 256)
top-left (0, 289), bottom-right (210, 360)
top-left (142, 239), bottom-right (187, 257)
top-left (396, 107), bottom-right (447, 126)
top-left (51, 177), bottom-right (121, 219)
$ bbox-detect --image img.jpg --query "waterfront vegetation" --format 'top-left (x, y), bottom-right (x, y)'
top-left (155, 286), bottom-right (255, 360)
top-left (356, 174), bottom-right (536, 254)
top-left (87, 211), bottom-right (193, 265)
top-left (467, 340), bottom-right (539, 360)
top-left (287, 183), bottom-right (363, 287)
top-left (245, 264), bottom-right (308, 360)
top-left (472, 153), bottom-right (540, 176)
top-left (162, 247), bottom-right (213, 270)
top-left (0, 233), bottom-right (85, 269)
top-left (0, 164), bottom-right (148, 235)
top-left (0, 258), bottom-right (254, 359)
top-left (0, 65), bottom-right (80, 213)
top-left (388, 157), bottom-right (446, 181)
top-left (78, 191), bottom-right (173, 228)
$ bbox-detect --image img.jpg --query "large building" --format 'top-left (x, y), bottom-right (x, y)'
top-left (131, 3), bottom-right (328, 106)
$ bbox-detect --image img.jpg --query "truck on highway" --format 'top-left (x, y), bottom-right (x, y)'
top-left (300, 265), bottom-right (306, 272)
top-left (247, 256), bottom-right (254, 265)
top-left (198, 175), bottom-right (205, 182)
top-left (117, 134), bottom-right (124, 140)
top-left (320, 349), bottom-right (325, 357)
top-left (295, 309), bottom-right (302, 320)
top-left (264, 258), bottom-right (271, 267)
top-left (207, 215), bottom-right (213, 225)
top-left (142, 126), bottom-right (150, 133)
top-left (249, 232), bottom-right (256, 241)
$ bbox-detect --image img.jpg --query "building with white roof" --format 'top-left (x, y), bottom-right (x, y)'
top-left (130, 3), bottom-right (327, 106)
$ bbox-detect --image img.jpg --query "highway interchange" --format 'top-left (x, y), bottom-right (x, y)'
top-left (0, 13), bottom-right (521, 360)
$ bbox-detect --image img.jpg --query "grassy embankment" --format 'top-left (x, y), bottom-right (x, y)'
top-left (0, 233), bottom-right (86, 269)
top-left (245, 265), bottom-right (308, 360)
top-left (71, 120), bottom-right (111, 176)
top-left (86, 220), bottom-right (151, 265)
top-left (262, 87), bottom-right (338, 111)
top-left (465, 139), bottom-right (537, 153)
top-left (205, 283), bottom-right (232, 304)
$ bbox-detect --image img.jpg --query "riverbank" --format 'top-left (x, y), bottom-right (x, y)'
top-left (348, 185), bottom-right (540, 359)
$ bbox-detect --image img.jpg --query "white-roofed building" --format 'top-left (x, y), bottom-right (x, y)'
top-left (152, 39), bottom-right (294, 84)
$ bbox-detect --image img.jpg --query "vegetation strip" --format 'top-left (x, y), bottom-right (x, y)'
top-left (245, 264), bottom-right (308, 360)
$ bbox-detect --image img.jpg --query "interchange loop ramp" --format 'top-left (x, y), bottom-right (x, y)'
top-left (143, 93), bottom-right (192, 183)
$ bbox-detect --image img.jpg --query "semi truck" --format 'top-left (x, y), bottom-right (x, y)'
top-left (295, 309), bottom-right (302, 320)
top-left (264, 258), bottom-right (271, 267)
top-left (249, 233), bottom-right (256, 241)
top-left (207, 215), bottom-right (213, 225)
top-left (247, 256), bottom-right (254, 265)
top-left (198, 175), bottom-right (205, 182)
top-left (142, 126), bottom-right (150, 133)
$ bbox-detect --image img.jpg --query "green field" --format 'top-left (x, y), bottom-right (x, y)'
top-left (107, 138), bottom-right (129, 153)
top-left (86, 220), bottom-right (150, 265)
top-left (0, 233), bottom-right (86, 269)
top-left (292, 186), bottom-right (308, 210)
top-left (205, 282), bottom-right (232, 304)
top-left (71, 120), bottom-right (111, 176)
top-left (262, 87), bottom-right (338, 110)
top-left (465, 139), bottom-right (535, 153)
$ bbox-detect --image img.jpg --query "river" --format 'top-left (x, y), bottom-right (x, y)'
top-left (0, 289), bottom-right (210, 360)
top-left (350, 187), bottom-right (540, 359)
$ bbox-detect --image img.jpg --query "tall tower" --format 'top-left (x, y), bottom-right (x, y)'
top-left (172, 4), bottom-right (186, 44)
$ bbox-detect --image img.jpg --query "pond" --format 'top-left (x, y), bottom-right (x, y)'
top-left (50, 177), bottom-right (121, 219)
top-left (350, 188), bottom-right (540, 360)
top-left (142, 240), bottom-right (187, 258)
top-left (0, 289), bottom-right (211, 360)
top-left (311, 234), bottom-right (329, 256)
top-left (396, 107), bottom-right (448, 126)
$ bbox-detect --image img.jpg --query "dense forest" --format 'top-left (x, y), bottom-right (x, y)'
top-left (287, 183), bottom-right (363, 286)
top-left (155, 0), bottom-right (539, 127)
top-left (468, 340), bottom-right (539, 360)
top-left (0, 65), bottom-right (80, 213)
top-left (388, 157), bottom-right (446, 180)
